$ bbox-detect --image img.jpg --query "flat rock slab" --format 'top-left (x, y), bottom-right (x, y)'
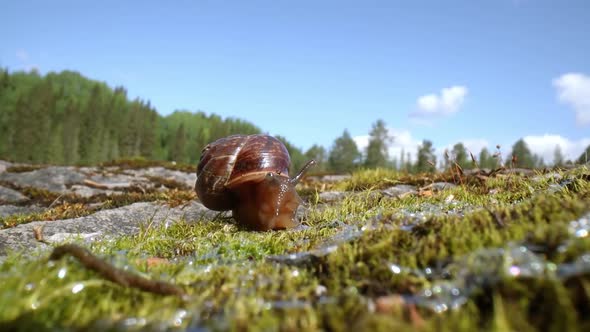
top-left (0, 167), bottom-right (87, 193)
top-left (319, 191), bottom-right (349, 203)
top-left (0, 164), bottom-right (198, 198)
top-left (308, 175), bottom-right (351, 183)
top-left (382, 185), bottom-right (418, 198)
top-left (0, 201), bottom-right (217, 259)
top-left (0, 185), bottom-right (29, 204)
top-left (134, 167), bottom-right (197, 189)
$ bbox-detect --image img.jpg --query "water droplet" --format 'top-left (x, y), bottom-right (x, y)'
top-left (508, 265), bottom-right (521, 276)
top-left (57, 267), bottom-right (67, 279)
top-left (172, 309), bottom-right (188, 327)
top-left (433, 303), bottom-right (448, 313)
top-left (291, 270), bottom-right (300, 277)
top-left (122, 317), bottom-right (146, 327)
top-left (315, 285), bottom-right (327, 297)
top-left (72, 283), bottom-right (84, 294)
top-left (390, 264), bottom-right (402, 274)
top-left (24, 283), bottom-right (35, 291)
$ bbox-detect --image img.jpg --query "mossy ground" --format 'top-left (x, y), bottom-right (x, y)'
top-left (1, 166), bottom-right (590, 331)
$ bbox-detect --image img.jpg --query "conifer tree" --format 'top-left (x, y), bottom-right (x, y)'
top-left (328, 129), bottom-right (360, 173)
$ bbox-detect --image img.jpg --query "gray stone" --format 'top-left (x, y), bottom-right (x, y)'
top-left (45, 232), bottom-right (102, 244)
top-left (319, 191), bottom-right (348, 203)
top-left (0, 160), bottom-right (12, 174)
top-left (87, 172), bottom-right (152, 189)
top-left (429, 182), bottom-right (457, 191)
top-left (135, 167), bottom-right (197, 189)
top-left (308, 174), bottom-right (351, 183)
top-left (69, 185), bottom-right (116, 198)
top-left (0, 205), bottom-right (45, 218)
top-left (0, 185), bottom-right (29, 204)
top-left (0, 166), bottom-right (86, 193)
top-left (382, 185), bottom-right (417, 198)
top-left (0, 201), bottom-right (216, 258)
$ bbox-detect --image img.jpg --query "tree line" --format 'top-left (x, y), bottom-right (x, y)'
top-left (314, 119), bottom-right (590, 173)
top-left (1, 69), bottom-right (589, 174)
top-left (0, 69), bottom-right (263, 166)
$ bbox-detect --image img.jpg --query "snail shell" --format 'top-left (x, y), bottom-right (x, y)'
top-left (195, 134), bottom-right (315, 231)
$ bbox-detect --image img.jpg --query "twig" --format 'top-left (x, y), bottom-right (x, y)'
top-left (48, 193), bottom-right (65, 209)
top-left (49, 244), bottom-right (185, 297)
top-left (82, 179), bottom-right (111, 190)
top-left (33, 225), bottom-right (51, 245)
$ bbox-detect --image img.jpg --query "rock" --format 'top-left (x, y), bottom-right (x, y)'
top-left (308, 175), bottom-right (351, 183)
top-left (0, 205), bottom-right (45, 218)
top-left (134, 167), bottom-right (197, 189)
top-left (0, 201), bottom-right (216, 258)
top-left (428, 182), bottom-right (457, 191)
top-left (44, 232), bottom-right (102, 244)
top-left (69, 184), bottom-right (117, 198)
top-left (0, 160), bottom-right (12, 174)
top-left (382, 185), bottom-right (417, 198)
top-left (87, 172), bottom-right (153, 190)
top-left (0, 186), bottom-right (29, 204)
top-left (318, 191), bottom-right (348, 203)
top-left (0, 167), bottom-right (86, 193)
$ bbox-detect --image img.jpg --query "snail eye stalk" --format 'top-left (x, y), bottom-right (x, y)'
top-left (290, 160), bottom-right (316, 185)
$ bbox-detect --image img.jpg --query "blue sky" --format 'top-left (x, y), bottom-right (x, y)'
top-left (2, 0), bottom-right (590, 163)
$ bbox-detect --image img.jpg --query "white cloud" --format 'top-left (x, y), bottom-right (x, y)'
top-left (354, 128), bottom-right (422, 163)
top-left (412, 85), bottom-right (468, 117)
top-left (523, 134), bottom-right (590, 164)
top-left (553, 73), bottom-right (590, 126)
top-left (14, 49), bottom-right (39, 72)
top-left (15, 49), bottom-right (29, 62)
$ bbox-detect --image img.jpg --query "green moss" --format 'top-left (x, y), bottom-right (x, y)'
top-left (0, 202), bottom-right (91, 228)
top-left (0, 166), bottom-right (589, 330)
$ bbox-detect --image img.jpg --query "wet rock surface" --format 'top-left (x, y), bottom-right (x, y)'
top-left (0, 201), bottom-right (215, 258)
top-left (0, 161), bottom-right (202, 260)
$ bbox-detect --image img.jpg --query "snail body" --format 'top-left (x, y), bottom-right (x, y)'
top-left (195, 134), bottom-right (315, 231)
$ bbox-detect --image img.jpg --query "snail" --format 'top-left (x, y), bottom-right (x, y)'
top-left (195, 134), bottom-right (316, 231)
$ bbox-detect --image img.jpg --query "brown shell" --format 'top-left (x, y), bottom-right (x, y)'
top-left (195, 134), bottom-right (291, 211)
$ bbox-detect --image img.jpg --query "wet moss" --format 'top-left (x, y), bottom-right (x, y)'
top-left (0, 166), bottom-right (589, 330)
top-left (0, 202), bottom-right (90, 228)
